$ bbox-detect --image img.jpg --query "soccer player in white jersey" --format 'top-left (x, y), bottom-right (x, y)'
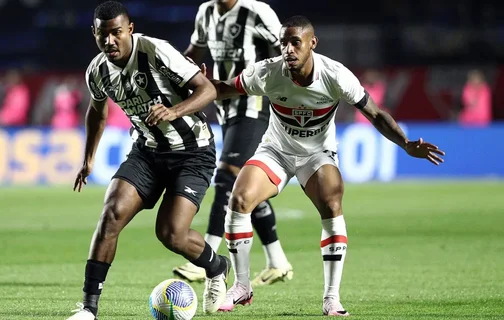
top-left (206, 16), bottom-right (445, 315)
top-left (173, 0), bottom-right (293, 286)
top-left (66, 2), bottom-right (231, 319)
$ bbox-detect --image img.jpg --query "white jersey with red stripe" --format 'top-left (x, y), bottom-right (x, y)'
top-left (236, 52), bottom-right (366, 155)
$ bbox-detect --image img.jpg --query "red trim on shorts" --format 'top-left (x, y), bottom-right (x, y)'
top-left (245, 159), bottom-right (281, 186)
top-left (225, 232), bottom-right (253, 240)
top-left (235, 74), bottom-right (246, 94)
top-left (320, 235), bottom-right (348, 248)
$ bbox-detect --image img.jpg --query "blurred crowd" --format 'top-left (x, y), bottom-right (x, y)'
top-left (0, 67), bottom-right (496, 128)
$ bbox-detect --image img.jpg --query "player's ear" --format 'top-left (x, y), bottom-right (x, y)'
top-left (311, 36), bottom-right (318, 50)
top-left (128, 22), bottom-right (134, 34)
top-left (91, 25), bottom-right (95, 36)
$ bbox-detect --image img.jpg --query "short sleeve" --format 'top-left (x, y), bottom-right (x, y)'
top-left (333, 65), bottom-right (366, 106)
top-left (85, 67), bottom-right (107, 101)
top-left (237, 61), bottom-right (268, 96)
top-left (155, 41), bottom-right (201, 87)
top-left (253, 3), bottom-right (281, 47)
top-left (190, 4), bottom-right (209, 48)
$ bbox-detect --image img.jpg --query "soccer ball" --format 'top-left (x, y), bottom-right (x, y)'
top-left (149, 279), bottom-right (198, 320)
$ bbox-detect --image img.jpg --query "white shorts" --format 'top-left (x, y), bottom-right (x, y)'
top-left (245, 142), bottom-right (339, 193)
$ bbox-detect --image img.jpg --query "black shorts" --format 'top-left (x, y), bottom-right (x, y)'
top-left (112, 142), bottom-right (216, 210)
top-left (220, 117), bottom-right (268, 167)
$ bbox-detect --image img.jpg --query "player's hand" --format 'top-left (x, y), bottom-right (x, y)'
top-left (405, 138), bottom-right (445, 165)
top-left (146, 104), bottom-right (177, 126)
top-left (200, 63), bottom-right (207, 77)
top-left (185, 56), bottom-right (207, 77)
top-left (73, 163), bottom-right (92, 192)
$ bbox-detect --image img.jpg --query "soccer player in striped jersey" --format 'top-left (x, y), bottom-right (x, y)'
top-left (209, 16), bottom-right (445, 315)
top-left (172, 0), bottom-right (293, 286)
top-left (67, 2), bottom-right (231, 319)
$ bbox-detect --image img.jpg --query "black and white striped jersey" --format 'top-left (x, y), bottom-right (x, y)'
top-left (85, 33), bottom-right (213, 151)
top-left (190, 0), bottom-right (281, 125)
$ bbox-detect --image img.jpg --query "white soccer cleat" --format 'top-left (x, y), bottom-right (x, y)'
top-left (323, 297), bottom-right (350, 317)
top-left (251, 263), bottom-right (294, 286)
top-left (203, 256), bottom-right (231, 314)
top-left (66, 303), bottom-right (96, 320)
top-left (172, 262), bottom-right (206, 282)
top-left (218, 282), bottom-right (253, 312)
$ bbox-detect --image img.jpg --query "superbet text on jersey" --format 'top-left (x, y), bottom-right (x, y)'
top-left (235, 54), bottom-right (367, 155)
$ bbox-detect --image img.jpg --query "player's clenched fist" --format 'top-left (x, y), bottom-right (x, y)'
top-left (73, 163), bottom-right (92, 192)
top-left (146, 104), bottom-right (178, 126)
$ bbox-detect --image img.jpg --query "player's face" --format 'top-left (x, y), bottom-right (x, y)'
top-left (92, 14), bottom-right (134, 64)
top-left (280, 26), bottom-right (317, 71)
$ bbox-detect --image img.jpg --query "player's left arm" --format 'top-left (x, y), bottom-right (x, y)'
top-left (339, 67), bottom-right (445, 165)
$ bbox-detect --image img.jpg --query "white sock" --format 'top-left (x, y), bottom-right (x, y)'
top-left (204, 234), bottom-right (222, 253)
top-left (225, 208), bottom-right (253, 287)
top-left (263, 240), bottom-right (290, 269)
top-left (321, 215), bottom-right (348, 300)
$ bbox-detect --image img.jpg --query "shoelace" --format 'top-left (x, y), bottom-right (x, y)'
top-left (206, 275), bottom-right (223, 296)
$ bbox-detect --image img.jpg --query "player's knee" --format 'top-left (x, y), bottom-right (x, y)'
top-left (321, 197), bottom-right (343, 218)
top-left (229, 189), bottom-right (256, 213)
top-left (156, 227), bottom-right (187, 254)
top-left (97, 201), bottom-right (124, 240)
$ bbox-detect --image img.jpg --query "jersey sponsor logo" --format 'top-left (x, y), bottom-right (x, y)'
top-left (281, 122), bottom-right (329, 137)
top-left (156, 59), bottom-right (184, 85)
top-left (209, 40), bottom-right (244, 61)
top-left (116, 95), bottom-right (163, 117)
top-left (88, 77), bottom-right (106, 100)
top-left (133, 72), bottom-right (148, 90)
top-left (316, 96), bottom-right (334, 104)
top-left (210, 47), bottom-right (244, 61)
top-left (229, 23), bottom-right (242, 38)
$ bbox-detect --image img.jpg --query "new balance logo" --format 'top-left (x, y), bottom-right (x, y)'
top-left (184, 186), bottom-right (198, 196)
top-left (277, 96), bottom-right (288, 102)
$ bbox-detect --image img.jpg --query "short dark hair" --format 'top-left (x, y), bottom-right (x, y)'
top-left (282, 15), bottom-right (313, 30)
top-left (94, 1), bottom-right (129, 21)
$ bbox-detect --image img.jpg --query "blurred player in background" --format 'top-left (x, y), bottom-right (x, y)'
top-left (67, 2), bottom-right (231, 319)
top-left (172, 0), bottom-right (293, 286)
top-left (208, 15), bottom-right (445, 315)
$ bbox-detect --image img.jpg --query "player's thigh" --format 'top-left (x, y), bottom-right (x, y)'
top-left (219, 117), bottom-right (268, 168)
top-left (231, 143), bottom-right (293, 212)
top-left (112, 143), bottom-right (165, 210)
top-left (297, 151), bottom-right (344, 219)
top-left (156, 144), bottom-right (217, 231)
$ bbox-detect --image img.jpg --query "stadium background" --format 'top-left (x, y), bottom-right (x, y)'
top-left (1, 1), bottom-right (503, 319)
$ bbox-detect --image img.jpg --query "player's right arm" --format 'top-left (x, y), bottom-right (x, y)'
top-left (211, 62), bottom-right (268, 100)
top-left (74, 69), bottom-right (109, 192)
top-left (185, 3), bottom-right (209, 66)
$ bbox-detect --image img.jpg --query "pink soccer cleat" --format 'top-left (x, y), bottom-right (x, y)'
top-left (218, 282), bottom-right (253, 312)
top-left (323, 297), bottom-right (350, 316)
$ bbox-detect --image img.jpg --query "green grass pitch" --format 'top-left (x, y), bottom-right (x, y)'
top-left (1, 181), bottom-right (504, 319)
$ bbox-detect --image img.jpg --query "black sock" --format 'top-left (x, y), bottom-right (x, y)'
top-left (206, 168), bottom-right (235, 237)
top-left (191, 242), bottom-right (226, 278)
top-left (251, 200), bottom-right (279, 245)
top-left (82, 259), bottom-right (111, 316)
